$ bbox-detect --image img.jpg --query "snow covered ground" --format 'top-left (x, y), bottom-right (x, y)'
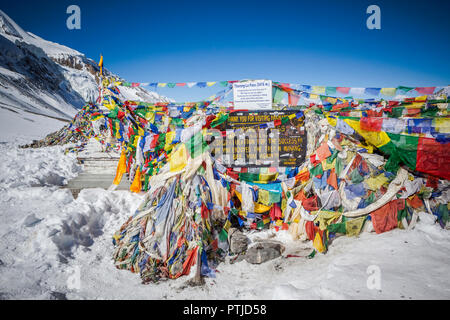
top-left (0, 133), bottom-right (449, 300)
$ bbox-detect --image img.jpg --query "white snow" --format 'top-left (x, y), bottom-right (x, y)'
top-left (0, 107), bottom-right (68, 144)
top-left (0, 137), bottom-right (449, 299)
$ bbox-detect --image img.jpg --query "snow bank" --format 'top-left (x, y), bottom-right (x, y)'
top-left (0, 143), bottom-right (80, 188)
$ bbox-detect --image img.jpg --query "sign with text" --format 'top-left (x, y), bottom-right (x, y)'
top-left (232, 80), bottom-right (273, 110)
top-left (221, 110), bottom-right (307, 167)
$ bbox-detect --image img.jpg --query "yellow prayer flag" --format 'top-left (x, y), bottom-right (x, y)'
top-left (113, 150), bottom-right (127, 185)
top-left (345, 217), bottom-right (366, 237)
top-left (312, 86), bottom-right (325, 94)
top-left (254, 202), bottom-right (272, 214)
top-left (380, 88), bottom-right (396, 96)
top-left (344, 118), bottom-right (391, 148)
top-left (130, 167), bottom-right (142, 193)
top-left (435, 118), bottom-right (450, 133)
top-left (328, 97), bottom-right (337, 104)
top-left (224, 220), bottom-right (231, 232)
top-left (326, 115), bottom-right (337, 127)
top-left (313, 232), bottom-right (325, 253)
top-left (169, 144), bottom-right (187, 172)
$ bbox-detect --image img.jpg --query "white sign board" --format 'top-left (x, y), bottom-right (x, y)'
top-left (232, 80), bottom-right (272, 110)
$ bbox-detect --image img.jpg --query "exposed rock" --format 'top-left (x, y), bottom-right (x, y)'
top-left (244, 241), bottom-right (285, 264)
top-left (23, 213), bottom-right (43, 227)
top-left (228, 228), bottom-right (249, 254)
top-left (50, 291), bottom-right (68, 300)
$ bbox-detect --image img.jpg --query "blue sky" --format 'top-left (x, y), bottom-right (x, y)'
top-left (3, 0), bottom-right (449, 102)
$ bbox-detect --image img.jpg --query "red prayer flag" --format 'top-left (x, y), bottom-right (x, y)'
top-left (336, 87), bottom-right (350, 94)
top-left (360, 117), bottom-right (383, 132)
top-left (415, 87), bottom-right (436, 95)
top-left (327, 168), bottom-right (338, 190)
top-left (416, 137), bottom-right (450, 180)
top-left (288, 93), bottom-right (300, 106)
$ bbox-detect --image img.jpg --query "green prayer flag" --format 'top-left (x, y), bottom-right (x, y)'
top-left (397, 86), bottom-right (414, 93)
top-left (272, 87), bottom-right (284, 104)
top-left (171, 118), bottom-right (184, 127)
top-left (349, 169), bottom-right (364, 184)
top-left (211, 114), bottom-right (229, 128)
top-left (326, 87), bottom-right (337, 96)
top-left (219, 228), bottom-right (228, 242)
top-left (239, 172), bottom-right (259, 183)
top-left (327, 149), bottom-right (339, 163)
top-left (386, 133), bottom-right (419, 170)
top-left (335, 157), bottom-right (343, 175)
top-left (307, 250), bottom-right (316, 259)
top-left (387, 107), bottom-right (404, 118)
top-left (438, 204), bottom-right (449, 224)
top-left (327, 222), bottom-right (346, 233)
top-left (309, 163), bottom-right (323, 177)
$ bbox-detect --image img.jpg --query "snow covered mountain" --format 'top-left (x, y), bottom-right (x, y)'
top-left (0, 9), bottom-right (170, 142)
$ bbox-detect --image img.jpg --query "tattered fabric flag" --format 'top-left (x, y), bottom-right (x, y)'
top-left (196, 82), bottom-right (207, 88)
top-left (300, 85), bottom-right (311, 92)
top-left (187, 82), bottom-right (197, 88)
top-left (360, 117), bottom-right (383, 132)
top-left (313, 232), bottom-right (325, 253)
top-left (336, 87), bottom-right (350, 94)
top-left (345, 216), bottom-right (366, 237)
top-left (326, 87), bottom-right (337, 96)
top-left (288, 93), bottom-right (300, 106)
top-left (312, 86), bottom-right (326, 94)
top-left (157, 83), bottom-right (167, 87)
top-left (309, 163), bottom-right (323, 177)
top-left (272, 87), bottom-right (284, 104)
top-left (113, 150), bottom-right (127, 185)
top-left (98, 55), bottom-right (103, 75)
top-left (327, 168), bottom-right (338, 190)
top-left (207, 82), bottom-right (216, 87)
top-left (380, 88), bottom-right (397, 96)
top-left (365, 88), bottom-right (381, 96)
top-left (397, 86), bottom-right (414, 93)
top-left (219, 81), bottom-right (229, 87)
top-left (130, 167), bottom-right (142, 193)
top-left (167, 83), bottom-right (176, 88)
top-left (350, 88), bottom-right (365, 96)
top-left (169, 144), bottom-right (188, 172)
top-left (415, 87), bottom-right (436, 95)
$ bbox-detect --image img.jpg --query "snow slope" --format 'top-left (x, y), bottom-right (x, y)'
top-left (0, 142), bottom-right (449, 300)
